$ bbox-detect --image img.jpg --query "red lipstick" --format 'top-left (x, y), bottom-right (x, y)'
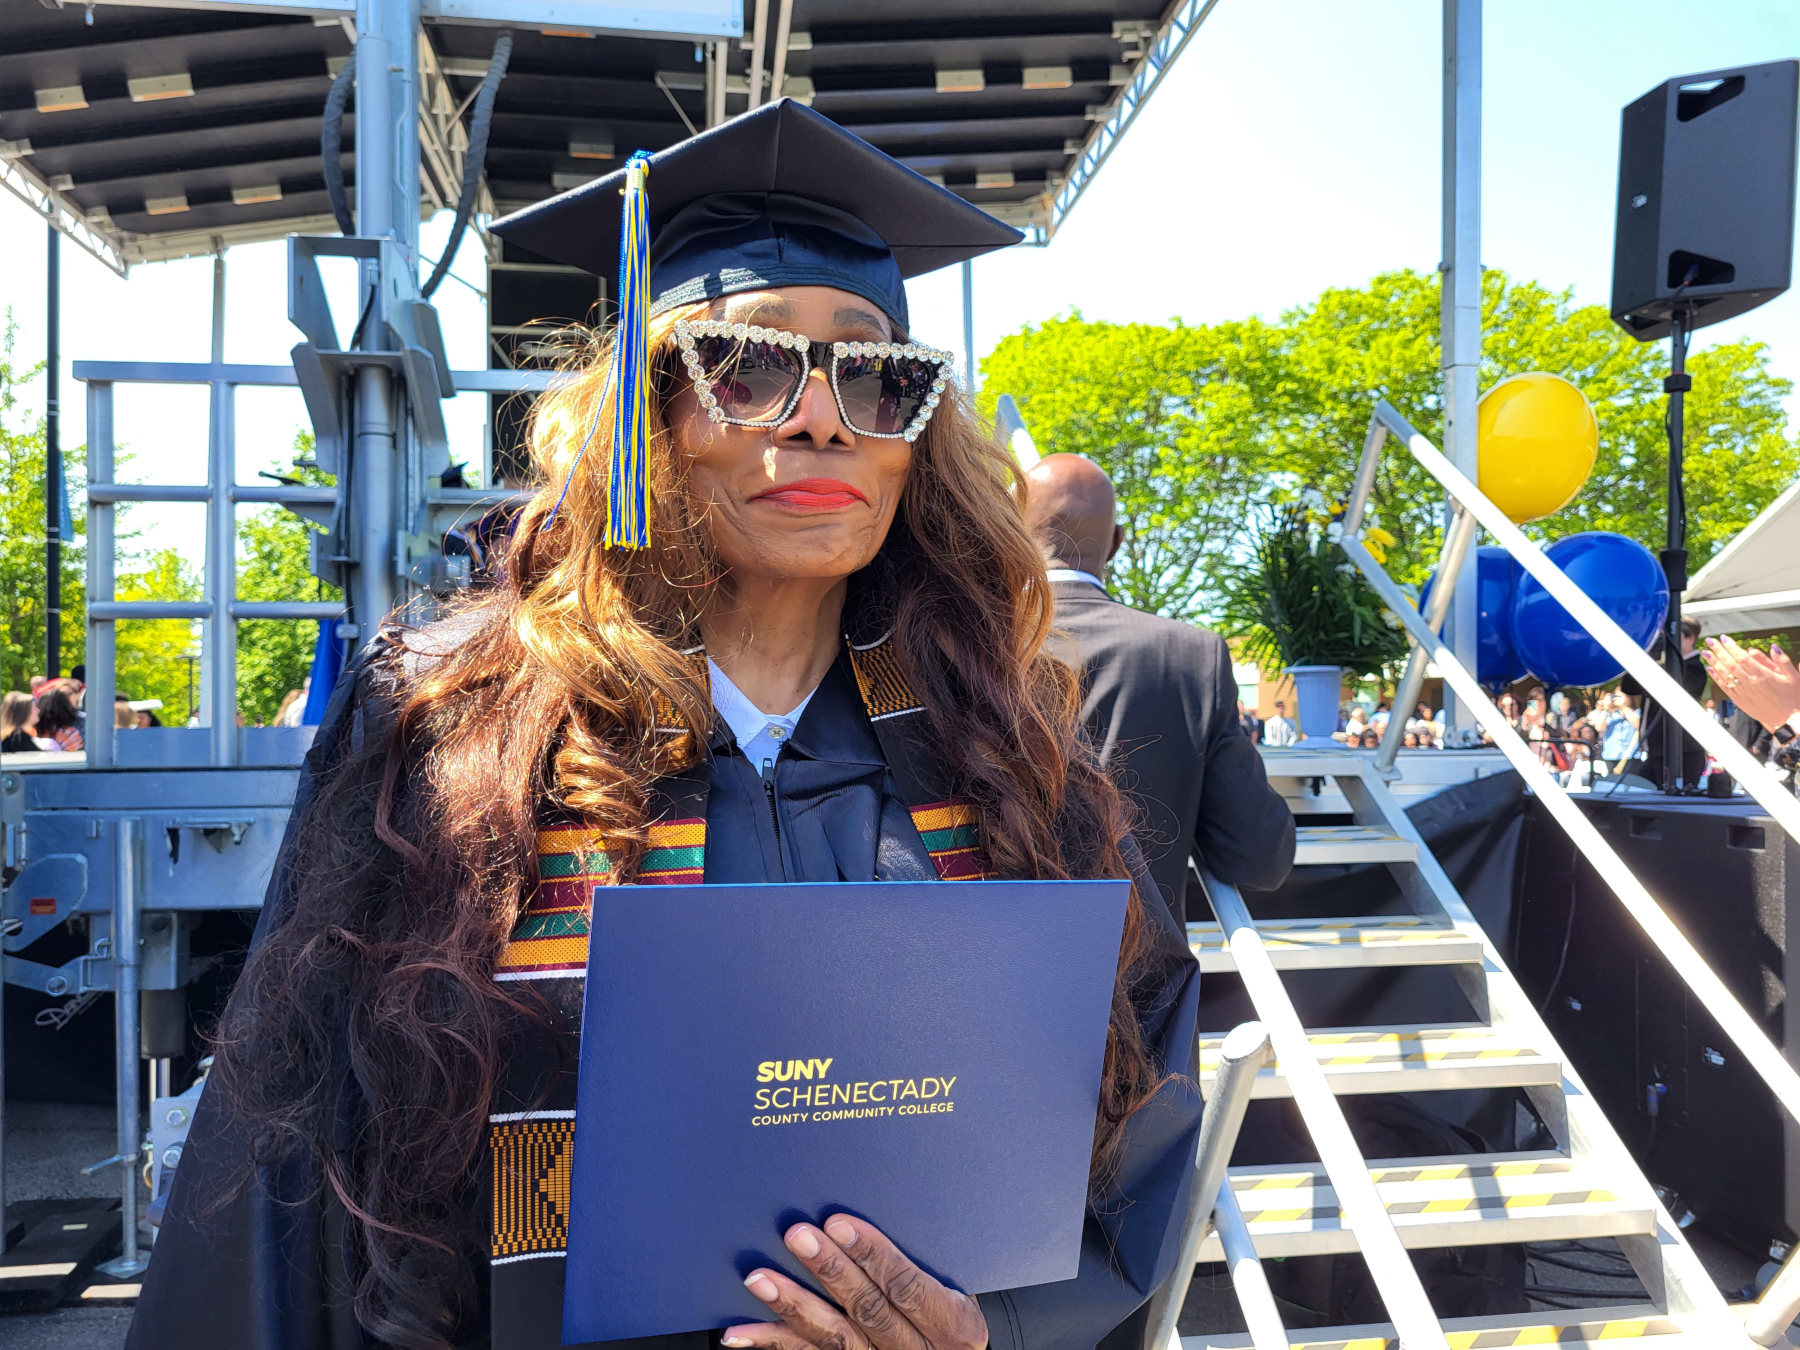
top-left (752, 477), bottom-right (869, 512)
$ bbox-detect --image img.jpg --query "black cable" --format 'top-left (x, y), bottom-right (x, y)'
top-left (1535, 839), bottom-right (1580, 1014)
top-left (1526, 1282), bottom-right (1648, 1299)
top-left (321, 51), bottom-right (356, 236)
top-left (1528, 1252), bottom-right (1639, 1277)
top-left (421, 30), bottom-right (512, 300)
top-left (347, 281), bottom-right (377, 352)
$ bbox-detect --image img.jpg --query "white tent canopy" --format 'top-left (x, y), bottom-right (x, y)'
top-left (1684, 475), bottom-right (1800, 635)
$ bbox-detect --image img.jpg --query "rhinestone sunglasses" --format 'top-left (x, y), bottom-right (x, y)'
top-left (672, 319), bottom-right (955, 443)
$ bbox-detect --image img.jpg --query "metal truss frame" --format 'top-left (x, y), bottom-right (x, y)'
top-left (0, 154), bottom-right (128, 278)
top-left (1046, 0), bottom-right (1221, 242)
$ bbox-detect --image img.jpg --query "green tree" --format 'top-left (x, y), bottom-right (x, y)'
top-left (981, 269), bottom-right (1799, 616)
top-left (236, 430), bottom-right (340, 725)
top-left (0, 317), bottom-right (85, 692)
top-left (978, 313), bottom-right (1288, 619)
top-left (114, 550), bottom-right (201, 724)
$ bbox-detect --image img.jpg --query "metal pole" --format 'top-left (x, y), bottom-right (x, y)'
top-left (353, 0), bottom-right (399, 638)
top-left (708, 40), bottom-right (729, 125)
top-left (1440, 0), bottom-right (1481, 736)
top-left (961, 258), bottom-right (975, 394)
top-left (747, 0), bottom-right (769, 108)
top-left (769, 0), bottom-right (794, 101)
top-left (97, 818), bottom-right (148, 1278)
top-left (1660, 311), bottom-right (1689, 790)
top-left (1213, 1183), bottom-right (1291, 1350)
top-left (356, 0), bottom-right (394, 243)
top-left (45, 223), bottom-right (62, 678)
top-left (205, 256), bottom-right (238, 766)
top-left (85, 383), bottom-right (116, 770)
top-left (1142, 1022), bottom-right (1272, 1350)
top-left (1376, 505), bottom-right (1476, 771)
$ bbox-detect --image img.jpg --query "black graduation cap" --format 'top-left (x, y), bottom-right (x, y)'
top-left (489, 98), bottom-right (1022, 331)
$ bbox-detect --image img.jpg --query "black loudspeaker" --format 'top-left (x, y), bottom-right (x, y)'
top-left (1515, 796), bottom-right (1800, 1254)
top-left (1611, 59), bottom-right (1799, 340)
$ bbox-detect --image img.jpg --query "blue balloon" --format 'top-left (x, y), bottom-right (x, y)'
top-left (1508, 531), bottom-right (1668, 688)
top-left (1421, 546), bottom-right (1529, 690)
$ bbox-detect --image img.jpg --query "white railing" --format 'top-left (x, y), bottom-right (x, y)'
top-left (1196, 869), bottom-right (1451, 1350)
top-left (1343, 400), bottom-right (1800, 1343)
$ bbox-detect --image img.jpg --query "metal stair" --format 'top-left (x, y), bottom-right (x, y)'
top-left (1191, 1306), bottom-right (1711, 1349)
top-left (1144, 399), bottom-right (1800, 1350)
top-left (1172, 747), bottom-right (1755, 1350)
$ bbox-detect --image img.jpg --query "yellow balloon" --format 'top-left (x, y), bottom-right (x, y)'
top-left (1476, 372), bottom-right (1599, 524)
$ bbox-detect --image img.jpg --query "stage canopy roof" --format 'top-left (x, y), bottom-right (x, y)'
top-left (1684, 475), bottom-right (1800, 636)
top-left (0, 0), bottom-right (1216, 275)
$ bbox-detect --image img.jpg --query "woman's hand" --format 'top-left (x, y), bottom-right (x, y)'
top-left (1704, 636), bottom-right (1800, 732)
top-left (725, 1215), bottom-right (988, 1350)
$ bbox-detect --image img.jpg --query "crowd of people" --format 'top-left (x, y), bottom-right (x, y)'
top-left (1227, 624), bottom-right (1800, 795)
top-left (1236, 695), bottom-right (1470, 750)
top-left (0, 667), bottom-right (173, 756)
top-left (0, 671), bottom-right (319, 757)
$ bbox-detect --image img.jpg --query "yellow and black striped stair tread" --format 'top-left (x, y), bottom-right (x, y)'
top-left (1186, 915), bottom-right (1483, 973)
top-left (1194, 1150), bottom-right (1654, 1261)
top-left (1184, 1304), bottom-right (1702, 1348)
top-left (1293, 823), bottom-right (1419, 865)
top-left (1197, 1021), bottom-right (1562, 1098)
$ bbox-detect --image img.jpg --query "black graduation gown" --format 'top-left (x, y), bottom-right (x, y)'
top-left (128, 645), bottom-right (1202, 1350)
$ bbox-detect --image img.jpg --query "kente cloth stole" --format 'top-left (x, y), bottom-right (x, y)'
top-left (493, 634), bottom-right (994, 981)
top-left (486, 635), bottom-right (995, 1297)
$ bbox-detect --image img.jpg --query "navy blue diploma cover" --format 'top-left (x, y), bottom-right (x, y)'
top-left (562, 879), bottom-right (1131, 1344)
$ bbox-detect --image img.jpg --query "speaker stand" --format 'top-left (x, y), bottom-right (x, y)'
top-left (1660, 306), bottom-right (1692, 791)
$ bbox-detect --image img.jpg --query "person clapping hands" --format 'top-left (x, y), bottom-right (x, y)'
top-left (1703, 636), bottom-right (1800, 766)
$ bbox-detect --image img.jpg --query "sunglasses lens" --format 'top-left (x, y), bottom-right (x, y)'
top-left (693, 336), bottom-right (804, 422)
top-left (834, 354), bottom-right (935, 435)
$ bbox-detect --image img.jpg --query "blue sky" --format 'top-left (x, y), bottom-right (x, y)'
top-left (3, 0), bottom-right (1799, 563)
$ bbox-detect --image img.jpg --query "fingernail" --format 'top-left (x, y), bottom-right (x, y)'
top-left (825, 1217), bottom-right (856, 1246)
top-left (723, 1338), bottom-right (752, 1347)
top-left (745, 1274), bottom-right (778, 1302)
top-left (787, 1226), bottom-right (820, 1259)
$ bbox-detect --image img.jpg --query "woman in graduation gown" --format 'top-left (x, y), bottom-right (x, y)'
top-left (129, 100), bottom-right (1202, 1350)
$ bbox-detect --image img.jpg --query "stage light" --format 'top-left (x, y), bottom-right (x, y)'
top-left (35, 85), bottom-right (87, 113)
top-left (128, 74), bottom-right (194, 102)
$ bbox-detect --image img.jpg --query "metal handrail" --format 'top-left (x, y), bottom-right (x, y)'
top-left (1212, 1182), bottom-right (1291, 1349)
top-left (1340, 508), bottom-right (1800, 1125)
top-left (1339, 423), bottom-right (1800, 1342)
top-left (1344, 401), bottom-right (1800, 1339)
top-left (1143, 1021), bottom-right (1271, 1350)
top-left (1197, 868), bottom-right (1450, 1350)
top-left (1358, 400), bottom-right (1800, 845)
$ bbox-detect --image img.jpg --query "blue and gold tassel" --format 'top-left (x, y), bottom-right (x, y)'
top-left (605, 151), bottom-right (653, 548)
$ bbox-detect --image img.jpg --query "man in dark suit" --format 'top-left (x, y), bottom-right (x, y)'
top-left (1025, 454), bottom-right (1295, 922)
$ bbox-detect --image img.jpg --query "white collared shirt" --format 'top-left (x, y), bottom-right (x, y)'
top-left (1046, 568), bottom-right (1106, 591)
top-left (708, 658), bottom-right (821, 770)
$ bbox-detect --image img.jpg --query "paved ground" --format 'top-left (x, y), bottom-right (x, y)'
top-left (2, 1103), bottom-right (142, 1350)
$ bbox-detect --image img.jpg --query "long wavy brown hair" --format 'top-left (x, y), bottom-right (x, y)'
top-left (209, 301), bottom-right (1166, 1349)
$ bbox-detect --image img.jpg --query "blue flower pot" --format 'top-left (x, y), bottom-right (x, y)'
top-left (1286, 665), bottom-right (1346, 744)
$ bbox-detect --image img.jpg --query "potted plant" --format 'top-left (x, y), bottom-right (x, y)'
top-left (1221, 500), bottom-right (1409, 744)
